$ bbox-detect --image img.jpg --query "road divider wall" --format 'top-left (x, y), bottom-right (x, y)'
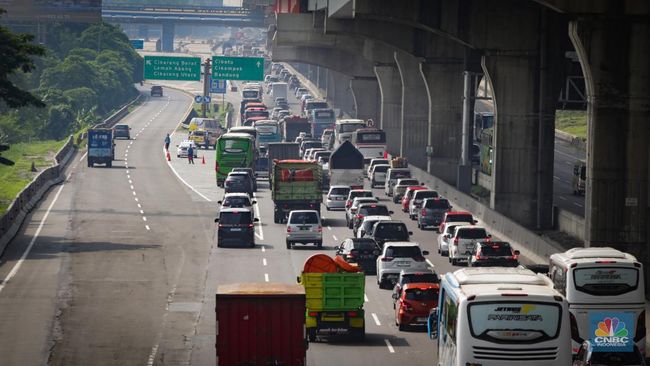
top-left (556, 207), bottom-right (585, 241)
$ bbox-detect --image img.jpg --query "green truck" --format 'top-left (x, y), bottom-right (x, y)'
top-left (300, 272), bottom-right (365, 341)
top-left (271, 159), bottom-right (322, 223)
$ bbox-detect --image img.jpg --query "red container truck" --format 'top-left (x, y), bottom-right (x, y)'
top-left (216, 283), bottom-right (307, 366)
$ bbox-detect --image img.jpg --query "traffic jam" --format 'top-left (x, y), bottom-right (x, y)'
top-left (183, 59), bottom-right (647, 365)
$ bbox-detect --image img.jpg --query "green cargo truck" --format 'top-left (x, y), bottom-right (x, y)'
top-left (300, 272), bottom-right (365, 341)
top-left (271, 160), bottom-right (322, 223)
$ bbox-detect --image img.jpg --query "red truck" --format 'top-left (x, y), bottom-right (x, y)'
top-left (216, 283), bottom-right (307, 365)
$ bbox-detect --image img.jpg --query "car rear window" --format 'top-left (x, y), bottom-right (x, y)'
top-left (360, 205), bottom-right (389, 216)
top-left (385, 246), bottom-right (422, 258)
top-left (223, 197), bottom-right (250, 207)
top-left (424, 199), bottom-right (450, 209)
top-left (397, 179), bottom-right (418, 186)
top-left (414, 191), bottom-right (438, 200)
top-left (480, 244), bottom-right (512, 256)
top-left (219, 212), bottom-right (251, 225)
top-left (350, 191), bottom-right (373, 199)
top-left (115, 125), bottom-right (128, 130)
top-left (405, 288), bottom-right (438, 301)
top-left (447, 214), bottom-right (473, 223)
top-left (457, 228), bottom-right (488, 239)
top-left (373, 165), bottom-right (389, 173)
top-left (403, 273), bottom-right (440, 284)
top-left (352, 240), bottom-right (379, 251)
top-left (330, 187), bottom-right (350, 195)
top-left (290, 211), bottom-right (319, 224)
top-left (374, 223), bottom-right (409, 239)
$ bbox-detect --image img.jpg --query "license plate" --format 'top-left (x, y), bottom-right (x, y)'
top-left (416, 317), bottom-right (428, 322)
top-left (396, 261), bottom-right (410, 267)
top-left (300, 227), bottom-right (309, 230)
top-left (230, 228), bottom-right (242, 232)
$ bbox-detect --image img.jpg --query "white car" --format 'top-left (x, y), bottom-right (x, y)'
top-left (369, 164), bottom-right (390, 188)
top-left (356, 215), bottom-right (392, 238)
top-left (391, 178), bottom-right (421, 203)
top-left (176, 140), bottom-right (198, 158)
top-left (437, 224), bottom-right (460, 256)
top-left (285, 210), bottom-right (322, 249)
top-left (376, 242), bottom-right (430, 289)
top-left (448, 225), bottom-right (491, 266)
top-left (345, 197), bottom-right (378, 229)
top-left (366, 158), bottom-right (389, 177)
top-left (325, 185), bottom-right (350, 211)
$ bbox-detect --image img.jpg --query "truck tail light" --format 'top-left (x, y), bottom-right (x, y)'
top-left (317, 226), bottom-right (322, 232)
top-left (381, 257), bottom-right (394, 262)
top-left (308, 312), bottom-right (319, 317)
top-left (248, 224), bottom-right (254, 228)
top-left (347, 311), bottom-right (358, 317)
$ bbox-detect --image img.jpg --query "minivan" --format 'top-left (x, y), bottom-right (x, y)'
top-left (286, 210), bottom-right (322, 249)
top-left (215, 208), bottom-right (258, 247)
top-left (384, 168), bottom-right (411, 196)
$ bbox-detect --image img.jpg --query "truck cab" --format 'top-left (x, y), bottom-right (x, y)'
top-left (87, 128), bottom-right (115, 167)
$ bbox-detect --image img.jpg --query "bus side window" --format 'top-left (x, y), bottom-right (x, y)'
top-left (551, 266), bottom-right (567, 296)
top-left (442, 292), bottom-right (457, 341)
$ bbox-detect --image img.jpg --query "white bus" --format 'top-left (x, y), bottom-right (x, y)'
top-left (428, 267), bottom-right (573, 366)
top-left (334, 119), bottom-right (367, 147)
top-left (351, 128), bottom-right (387, 164)
top-left (549, 247), bottom-right (645, 355)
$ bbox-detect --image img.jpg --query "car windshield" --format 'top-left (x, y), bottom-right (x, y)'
top-left (350, 191), bottom-right (373, 200)
top-left (385, 246), bottom-right (421, 258)
top-left (374, 223), bottom-right (409, 239)
top-left (330, 187), bottom-right (350, 196)
top-left (352, 240), bottom-right (378, 251)
top-left (414, 191), bottom-right (438, 200)
top-left (457, 228), bottom-right (488, 239)
top-left (223, 197), bottom-right (250, 207)
top-left (448, 214), bottom-right (474, 223)
top-left (219, 212), bottom-right (251, 225)
top-left (360, 206), bottom-right (389, 216)
top-left (405, 288), bottom-right (438, 301)
top-left (389, 171), bottom-right (411, 179)
top-left (480, 244), bottom-right (512, 256)
top-left (402, 273), bottom-right (439, 284)
top-left (424, 199), bottom-right (450, 209)
top-left (290, 212), bottom-right (319, 224)
top-left (373, 165), bottom-right (389, 173)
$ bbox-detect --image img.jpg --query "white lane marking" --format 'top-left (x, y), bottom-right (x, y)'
top-left (79, 151), bottom-right (88, 162)
top-left (327, 226), bottom-right (332, 231)
top-left (145, 225), bottom-right (150, 231)
top-left (559, 196), bottom-right (567, 201)
top-left (384, 339), bottom-right (395, 353)
top-left (130, 142), bottom-right (133, 146)
top-left (140, 210), bottom-right (144, 214)
top-left (132, 191), bottom-right (136, 196)
top-left (372, 313), bottom-right (381, 326)
top-left (574, 202), bottom-right (584, 208)
top-left (146, 345), bottom-right (159, 366)
top-left (253, 192), bottom-right (264, 240)
top-left (332, 235), bottom-right (338, 241)
top-left (142, 216), bottom-right (147, 222)
top-left (164, 147), bottom-right (212, 202)
top-left (129, 180), bottom-right (132, 184)
top-left (364, 294), bottom-right (369, 302)
top-left (261, 246), bottom-right (266, 252)
top-left (0, 181), bottom-right (66, 294)
top-left (125, 153), bottom-right (128, 157)
top-left (135, 197), bottom-right (139, 202)
top-left (553, 176), bottom-right (561, 180)
top-left (130, 185), bottom-right (134, 190)
top-left (426, 259), bottom-right (435, 268)
top-left (264, 273), bottom-right (269, 282)
top-left (126, 170), bottom-right (130, 174)
top-left (554, 148), bottom-right (581, 160)
top-left (137, 204), bottom-right (142, 208)
top-left (262, 258), bottom-right (267, 266)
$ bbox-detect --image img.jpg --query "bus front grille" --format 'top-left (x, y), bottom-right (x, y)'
top-left (473, 346), bottom-right (558, 361)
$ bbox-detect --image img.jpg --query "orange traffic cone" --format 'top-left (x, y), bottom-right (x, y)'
top-left (201, 156), bottom-right (205, 164)
top-left (166, 151), bottom-right (171, 161)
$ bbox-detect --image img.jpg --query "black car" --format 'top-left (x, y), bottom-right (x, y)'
top-left (215, 208), bottom-right (258, 247)
top-left (224, 172), bottom-right (254, 196)
top-left (335, 238), bottom-right (381, 274)
top-left (231, 167), bottom-right (257, 191)
top-left (369, 220), bottom-right (412, 248)
top-left (150, 85), bottom-right (163, 97)
top-left (468, 241), bottom-right (520, 267)
top-left (113, 124), bottom-right (130, 139)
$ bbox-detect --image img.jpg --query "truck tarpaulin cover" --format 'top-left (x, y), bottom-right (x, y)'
top-left (329, 141), bottom-right (364, 169)
top-left (274, 0), bottom-right (304, 13)
top-left (280, 168), bottom-right (314, 182)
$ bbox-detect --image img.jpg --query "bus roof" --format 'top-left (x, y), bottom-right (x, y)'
top-left (444, 268), bottom-right (559, 300)
top-left (337, 119), bottom-right (365, 124)
top-left (220, 132), bottom-right (254, 140)
top-left (550, 247), bottom-right (638, 265)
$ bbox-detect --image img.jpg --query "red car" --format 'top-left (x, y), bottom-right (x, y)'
top-left (438, 211), bottom-right (476, 234)
top-left (393, 283), bottom-right (439, 331)
top-left (400, 186), bottom-right (427, 212)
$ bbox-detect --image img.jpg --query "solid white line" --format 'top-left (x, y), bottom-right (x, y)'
top-left (264, 273), bottom-right (269, 282)
top-left (164, 147), bottom-right (212, 202)
top-left (262, 258), bottom-right (267, 266)
top-left (145, 225), bottom-right (150, 231)
top-left (146, 344), bottom-right (159, 366)
top-left (384, 339), bottom-right (395, 353)
top-left (372, 313), bottom-right (381, 326)
top-left (327, 226), bottom-right (331, 230)
top-left (79, 151), bottom-right (88, 162)
top-left (364, 294), bottom-right (369, 302)
top-left (426, 259), bottom-right (435, 268)
top-left (0, 182), bottom-right (65, 294)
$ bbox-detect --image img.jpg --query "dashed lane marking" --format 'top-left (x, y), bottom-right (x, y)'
top-left (145, 225), bottom-right (150, 231)
top-left (372, 313), bottom-right (381, 326)
top-left (384, 339), bottom-right (395, 353)
top-left (364, 294), bottom-right (369, 302)
top-left (262, 258), bottom-right (267, 266)
top-left (261, 246), bottom-right (266, 252)
top-left (79, 151), bottom-right (87, 162)
top-left (264, 273), bottom-right (269, 282)
top-left (426, 259), bottom-right (435, 268)
top-left (332, 235), bottom-right (338, 241)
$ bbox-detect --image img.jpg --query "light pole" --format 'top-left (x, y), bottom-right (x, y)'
top-left (202, 58), bottom-right (212, 118)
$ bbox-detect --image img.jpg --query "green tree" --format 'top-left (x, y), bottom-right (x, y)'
top-left (0, 9), bottom-right (46, 108)
top-left (63, 87), bottom-right (97, 112)
top-left (40, 54), bottom-right (100, 91)
top-left (44, 104), bottom-right (74, 140)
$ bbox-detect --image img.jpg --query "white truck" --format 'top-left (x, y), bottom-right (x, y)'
top-left (329, 141), bottom-right (365, 190)
top-left (270, 82), bottom-right (288, 100)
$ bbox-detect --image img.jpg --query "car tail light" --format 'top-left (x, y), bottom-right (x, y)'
top-left (248, 224), bottom-right (254, 228)
top-left (453, 237), bottom-right (459, 245)
top-left (218, 224), bottom-right (224, 228)
top-left (350, 208), bottom-right (357, 213)
top-left (355, 214), bottom-right (364, 220)
top-left (308, 311), bottom-right (319, 317)
top-left (413, 256), bottom-right (426, 262)
top-left (345, 201), bottom-right (352, 208)
top-left (283, 204), bottom-right (288, 208)
top-left (635, 310), bottom-right (646, 341)
top-left (511, 252), bottom-right (519, 260)
top-left (347, 311), bottom-right (358, 317)
top-left (309, 203), bottom-right (314, 208)
top-left (347, 250), bottom-right (358, 259)
top-left (317, 226), bottom-right (322, 233)
top-left (421, 209), bottom-right (427, 216)
top-left (381, 257), bottom-right (394, 262)
top-left (286, 227), bottom-right (292, 233)
top-left (475, 249), bottom-right (483, 260)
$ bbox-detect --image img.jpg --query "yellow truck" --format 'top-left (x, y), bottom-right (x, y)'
top-left (189, 129), bottom-right (217, 150)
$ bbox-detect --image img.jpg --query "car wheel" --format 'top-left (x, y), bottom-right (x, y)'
top-left (217, 240), bottom-right (222, 248)
top-left (437, 246), bottom-right (440, 254)
top-left (286, 241), bottom-right (291, 249)
top-left (398, 323), bottom-right (407, 331)
top-left (316, 240), bottom-right (322, 248)
top-left (451, 258), bottom-right (458, 266)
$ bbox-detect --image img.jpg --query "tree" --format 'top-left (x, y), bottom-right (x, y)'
top-left (0, 9), bottom-right (46, 108)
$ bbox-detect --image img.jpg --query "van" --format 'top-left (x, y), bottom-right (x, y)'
top-left (215, 208), bottom-right (258, 248)
top-left (384, 168), bottom-right (411, 196)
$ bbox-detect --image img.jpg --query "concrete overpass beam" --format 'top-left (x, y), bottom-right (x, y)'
top-left (161, 22), bottom-right (175, 52)
top-left (394, 51), bottom-right (429, 170)
top-left (419, 60), bottom-right (464, 185)
top-left (350, 77), bottom-right (379, 122)
top-left (570, 19), bottom-right (650, 263)
top-left (374, 65), bottom-right (402, 156)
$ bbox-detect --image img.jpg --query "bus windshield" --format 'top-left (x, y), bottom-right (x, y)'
top-left (339, 123), bottom-right (366, 133)
top-left (242, 90), bottom-right (259, 99)
top-left (573, 267), bottom-right (639, 296)
top-left (468, 302), bottom-right (561, 342)
top-left (220, 139), bottom-right (250, 154)
top-left (356, 131), bottom-right (386, 143)
top-left (256, 125), bottom-right (278, 135)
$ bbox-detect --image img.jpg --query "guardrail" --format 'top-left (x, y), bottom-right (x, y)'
top-left (0, 93), bottom-right (142, 256)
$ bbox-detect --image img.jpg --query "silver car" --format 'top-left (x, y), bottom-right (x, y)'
top-left (286, 210), bottom-right (322, 249)
top-left (325, 185), bottom-right (351, 211)
top-left (369, 164), bottom-right (390, 188)
top-left (392, 178), bottom-right (421, 203)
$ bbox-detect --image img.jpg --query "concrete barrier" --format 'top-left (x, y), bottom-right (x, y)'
top-left (555, 129), bottom-right (586, 150)
top-left (556, 208), bottom-right (586, 241)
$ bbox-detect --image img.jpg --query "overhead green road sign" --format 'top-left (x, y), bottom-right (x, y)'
top-left (144, 56), bottom-right (201, 81)
top-left (212, 56), bottom-right (264, 81)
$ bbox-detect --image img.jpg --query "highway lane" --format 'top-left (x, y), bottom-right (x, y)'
top-left (553, 138), bottom-right (586, 216)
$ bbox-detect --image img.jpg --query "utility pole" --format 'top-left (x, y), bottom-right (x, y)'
top-left (202, 57), bottom-right (211, 118)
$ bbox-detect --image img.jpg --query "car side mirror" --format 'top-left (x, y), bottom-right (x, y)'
top-left (217, 201), bottom-right (222, 204)
top-left (214, 218), bottom-right (219, 223)
top-left (392, 293), bottom-right (399, 300)
top-left (422, 250), bottom-right (430, 256)
top-left (420, 182), bottom-right (424, 185)
top-left (427, 309), bottom-right (439, 340)
top-left (388, 211), bottom-right (394, 215)
top-left (472, 220), bottom-right (478, 224)
top-left (176, 144), bottom-right (179, 147)
top-left (408, 231), bottom-right (413, 235)
top-left (487, 234), bottom-right (492, 238)
top-left (514, 250), bottom-right (521, 256)
top-left (252, 200), bottom-right (257, 204)
top-left (254, 218), bottom-right (260, 222)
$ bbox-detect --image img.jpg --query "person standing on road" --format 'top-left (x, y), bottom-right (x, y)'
top-left (164, 134), bottom-right (171, 150)
top-left (187, 145), bottom-right (195, 164)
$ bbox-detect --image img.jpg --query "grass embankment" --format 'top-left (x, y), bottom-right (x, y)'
top-left (191, 102), bottom-right (232, 125)
top-left (0, 140), bottom-right (67, 214)
top-left (555, 110), bottom-right (587, 139)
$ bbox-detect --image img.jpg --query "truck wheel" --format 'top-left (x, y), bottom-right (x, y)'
top-left (315, 240), bottom-right (322, 249)
top-left (107, 161), bottom-right (112, 168)
top-left (351, 325), bottom-right (365, 341)
top-left (307, 329), bottom-right (317, 342)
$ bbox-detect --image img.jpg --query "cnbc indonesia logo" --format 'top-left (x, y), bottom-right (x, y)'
top-left (594, 317), bottom-right (629, 348)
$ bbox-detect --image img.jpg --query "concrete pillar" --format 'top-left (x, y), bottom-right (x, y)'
top-left (161, 22), bottom-right (175, 52)
top-left (317, 66), bottom-right (327, 92)
top-left (373, 65), bottom-right (402, 156)
top-left (570, 20), bottom-right (650, 270)
top-left (349, 77), bottom-right (379, 122)
top-left (394, 51), bottom-right (429, 170)
top-left (419, 60), bottom-right (464, 185)
top-left (326, 70), bottom-right (354, 117)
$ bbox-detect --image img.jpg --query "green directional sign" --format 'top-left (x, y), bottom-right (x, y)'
top-left (144, 56), bottom-right (201, 81)
top-left (212, 56), bottom-right (264, 81)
